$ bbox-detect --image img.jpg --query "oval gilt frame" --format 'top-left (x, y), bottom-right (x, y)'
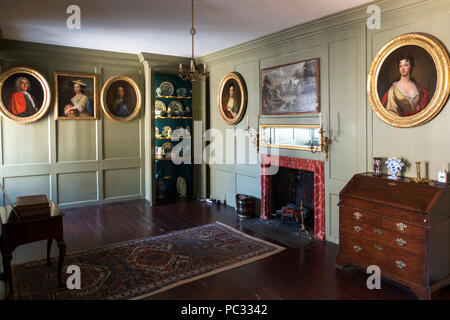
top-left (0, 67), bottom-right (51, 124)
top-left (367, 33), bottom-right (450, 128)
top-left (101, 75), bottom-right (142, 122)
top-left (218, 72), bottom-right (247, 125)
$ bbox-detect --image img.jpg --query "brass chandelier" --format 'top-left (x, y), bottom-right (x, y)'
top-left (178, 0), bottom-right (207, 83)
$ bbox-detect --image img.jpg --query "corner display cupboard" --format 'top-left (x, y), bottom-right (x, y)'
top-left (336, 173), bottom-right (450, 300)
top-left (154, 73), bottom-right (193, 201)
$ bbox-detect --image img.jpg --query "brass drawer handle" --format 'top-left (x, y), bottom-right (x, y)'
top-left (353, 245), bottom-right (362, 252)
top-left (374, 228), bottom-right (382, 235)
top-left (396, 238), bottom-right (407, 246)
top-left (388, 182), bottom-right (398, 186)
top-left (396, 260), bottom-right (406, 269)
top-left (374, 245), bottom-right (383, 251)
top-left (353, 226), bottom-right (362, 233)
top-left (396, 222), bottom-right (407, 231)
top-left (353, 212), bottom-right (362, 219)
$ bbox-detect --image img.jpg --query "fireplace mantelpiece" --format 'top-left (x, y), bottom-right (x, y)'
top-left (261, 154), bottom-right (325, 240)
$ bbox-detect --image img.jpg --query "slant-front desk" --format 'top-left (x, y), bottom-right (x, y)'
top-left (336, 173), bottom-right (450, 300)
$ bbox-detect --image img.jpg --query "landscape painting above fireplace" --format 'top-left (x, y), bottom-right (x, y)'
top-left (261, 58), bottom-right (319, 115)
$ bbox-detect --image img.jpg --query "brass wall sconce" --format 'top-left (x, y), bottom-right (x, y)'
top-left (246, 126), bottom-right (260, 153)
top-left (309, 127), bottom-right (331, 161)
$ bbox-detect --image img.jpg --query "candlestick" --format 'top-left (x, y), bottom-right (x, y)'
top-left (415, 161), bottom-right (421, 181)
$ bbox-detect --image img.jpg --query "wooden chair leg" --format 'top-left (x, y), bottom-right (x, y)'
top-left (47, 239), bottom-right (53, 265)
top-left (57, 241), bottom-right (67, 287)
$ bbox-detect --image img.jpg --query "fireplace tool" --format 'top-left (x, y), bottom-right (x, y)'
top-left (298, 201), bottom-right (312, 240)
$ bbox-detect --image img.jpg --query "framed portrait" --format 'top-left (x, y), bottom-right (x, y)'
top-left (100, 76), bottom-right (142, 122)
top-left (54, 72), bottom-right (98, 120)
top-left (218, 72), bottom-right (247, 125)
top-left (367, 33), bottom-right (450, 128)
top-left (261, 58), bottom-right (319, 115)
top-left (0, 67), bottom-right (51, 124)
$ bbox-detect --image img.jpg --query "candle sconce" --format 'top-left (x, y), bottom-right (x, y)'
top-left (309, 127), bottom-right (331, 161)
top-left (245, 126), bottom-right (260, 153)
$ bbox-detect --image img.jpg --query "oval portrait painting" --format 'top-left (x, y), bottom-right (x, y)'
top-left (0, 67), bottom-right (50, 124)
top-left (101, 76), bottom-right (141, 122)
top-left (377, 46), bottom-right (436, 117)
top-left (218, 72), bottom-right (247, 125)
top-left (368, 33), bottom-right (450, 128)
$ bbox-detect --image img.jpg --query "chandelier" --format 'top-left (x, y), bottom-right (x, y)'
top-left (178, 0), bottom-right (207, 83)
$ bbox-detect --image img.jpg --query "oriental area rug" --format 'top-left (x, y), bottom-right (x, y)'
top-left (12, 222), bottom-right (284, 300)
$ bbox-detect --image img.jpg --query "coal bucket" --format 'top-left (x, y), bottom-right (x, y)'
top-left (235, 194), bottom-right (254, 219)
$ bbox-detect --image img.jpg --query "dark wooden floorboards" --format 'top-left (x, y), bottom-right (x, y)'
top-left (62, 198), bottom-right (450, 300)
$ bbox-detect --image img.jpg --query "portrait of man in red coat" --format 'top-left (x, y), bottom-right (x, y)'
top-left (7, 77), bottom-right (38, 117)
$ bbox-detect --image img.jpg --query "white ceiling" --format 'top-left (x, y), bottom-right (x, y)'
top-left (0, 0), bottom-right (372, 57)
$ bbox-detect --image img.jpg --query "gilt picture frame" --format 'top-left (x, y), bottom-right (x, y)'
top-left (101, 76), bottom-right (141, 122)
top-left (0, 66), bottom-right (51, 124)
top-left (218, 72), bottom-right (247, 125)
top-left (367, 33), bottom-right (450, 128)
top-left (261, 58), bottom-right (320, 115)
top-left (54, 72), bottom-right (98, 120)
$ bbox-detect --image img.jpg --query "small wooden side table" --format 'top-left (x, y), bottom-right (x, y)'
top-left (0, 201), bottom-right (66, 299)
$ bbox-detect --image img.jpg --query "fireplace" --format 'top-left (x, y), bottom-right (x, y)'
top-left (261, 155), bottom-right (325, 240)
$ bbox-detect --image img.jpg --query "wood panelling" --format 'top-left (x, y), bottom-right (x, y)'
top-left (104, 168), bottom-right (141, 199)
top-left (57, 171), bottom-right (98, 204)
top-left (3, 175), bottom-right (51, 203)
top-left (57, 120), bottom-right (97, 162)
top-left (328, 38), bottom-right (358, 182)
top-left (103, 117), bottom-right (140, 159)
top-left (0, 41), bottom-right (144, 208)
top-left (2, 119), bottom-right (50, 165)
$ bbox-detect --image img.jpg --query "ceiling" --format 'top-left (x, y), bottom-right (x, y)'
top-left (0, 0), bottom-right (372, 57)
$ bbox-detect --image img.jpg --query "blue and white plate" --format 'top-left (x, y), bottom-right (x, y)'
top-left (176, 87), bottom-right (188, 97)
top-left (160, 81), bottom-right (174, 96)
top-left (168, 100), bottom-right (183, 116)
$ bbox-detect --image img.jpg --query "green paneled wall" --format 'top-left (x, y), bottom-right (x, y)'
top-left (0, 41), bottom-right (145, 209)
top-left (197, 0), bottom-right (450, 244)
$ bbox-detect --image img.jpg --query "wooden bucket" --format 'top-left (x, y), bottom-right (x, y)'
top-left (235, 194), bottom-right (254, 219)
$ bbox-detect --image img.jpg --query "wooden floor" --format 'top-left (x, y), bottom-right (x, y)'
top-left (62, 198), bottom-right (450, 300)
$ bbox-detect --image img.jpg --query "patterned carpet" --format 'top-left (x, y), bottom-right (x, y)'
top-left (12, 222), bottom-right (284, 300)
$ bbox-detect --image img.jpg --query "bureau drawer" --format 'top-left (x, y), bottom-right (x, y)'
top-left (340, 205), bottom-right (379, 227)
top-left (339, 231), bottom-right (367, 261)
top-left (340, 197), bottom-right (390, 216)
top-left (340, 217), bottom-right (381, 242)
top-left (365, 241), bottom-right (427, 286)
top-left (380, 216), bottom-right (427, 241)
top-left (377, 228), bottom-right (426, 257)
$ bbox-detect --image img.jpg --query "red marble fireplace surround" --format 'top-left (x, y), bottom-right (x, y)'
top-left (260, 154), bottom-right (325, 240)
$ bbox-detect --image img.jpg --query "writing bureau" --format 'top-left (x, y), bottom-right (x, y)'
top-left (336, 173), bottom-right (450, 300)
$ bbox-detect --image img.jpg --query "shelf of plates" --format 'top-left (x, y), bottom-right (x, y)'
top-left (154, 73), bottom-right (193, 200)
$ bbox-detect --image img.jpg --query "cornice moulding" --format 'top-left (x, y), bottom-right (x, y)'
top-left (197, 0), bottom-right (428, 64)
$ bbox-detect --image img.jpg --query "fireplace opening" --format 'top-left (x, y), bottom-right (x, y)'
top-left (271, 167), bottom-right (314, 236)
